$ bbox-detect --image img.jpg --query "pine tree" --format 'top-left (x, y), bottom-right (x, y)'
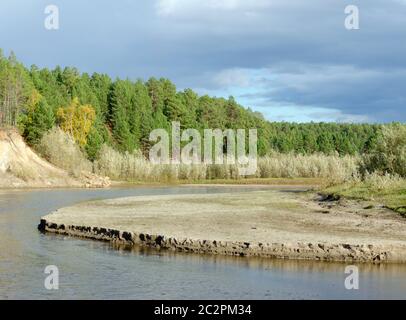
top-left (22, 98), bottom-right (55, 145)
top-left (146, 77), bottom-right (168, 130)
top-left (179, 88), bottom-right (198, 128)
top-left (133, 80), bottom-right (154, 153)
top-left (161, 79), bottom-right (185, 123)
top-left (85, 122), bottom-right (105, 161)
top-left (109, 80), bottom-right (137, 152)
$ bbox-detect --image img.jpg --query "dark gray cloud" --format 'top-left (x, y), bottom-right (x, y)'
top-left (0, 0), bottom-right (405, 122)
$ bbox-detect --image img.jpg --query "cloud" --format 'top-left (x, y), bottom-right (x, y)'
top-left (156, 0), bottom-right (272, 16)
top-left (252, 104), bottom-right (373, 123)
top-left (0, 0), bottom-right (405, 122)
top-left (207, 64), bottom-right (406, 122)
top-left (212, 68), bottom-right (251, 88)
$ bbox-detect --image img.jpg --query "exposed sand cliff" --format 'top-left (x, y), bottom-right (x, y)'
top-left (40, 189), bottom-right (406, 262)
top-left (0, 129), bottom-right (110, 188)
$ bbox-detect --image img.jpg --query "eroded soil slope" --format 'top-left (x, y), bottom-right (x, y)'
top-left (0, 129), bottom-right (109, 188)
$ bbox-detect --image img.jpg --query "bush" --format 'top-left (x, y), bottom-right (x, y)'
top-left (361, 123), bottom-right (406, 177)
top-left (92, 145), bottom-right (360, 183)
top-left (257, 152), bottom-right (359, 184)
top-left (94, 144), bottom-right (150, 181)
top-left (39, 127), bottom-right (92, 176)
top-left (94, 144), bottom-right (244, 182)
top-left (362, 172), bottom-right (404, 191)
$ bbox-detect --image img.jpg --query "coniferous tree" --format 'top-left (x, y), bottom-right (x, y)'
top-left (0, 50), bottom-right (389, 160)
top-left (146, 77), bottom-right (168, 130)
top-left (179, 88), bottom-right (198, 128)
top-left (21, 97), bottom-right (55, 145)
top-left (109, 80), bottom-right (137, 152)
top-left (85, 121), bottom-right (105, 161)
top-left (161, 79), bottom-right (185, 123)
top-left (133, 80), bottom-right (154, 153)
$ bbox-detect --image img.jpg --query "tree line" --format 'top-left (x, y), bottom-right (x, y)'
top-left (0, 50), bottom-right (387, 160)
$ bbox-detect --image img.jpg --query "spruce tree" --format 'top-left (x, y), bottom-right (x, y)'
top-left (109, 80), bottom-right (137, 152)
top-left (133, 81), bottom-right (154, 153)
top-left (23, 98), bottom-right (55, 145)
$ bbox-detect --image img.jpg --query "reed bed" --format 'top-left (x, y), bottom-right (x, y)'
top-left (38, 127), bottom-right (382, 185)
top-left (93, 145), bottom-right (359, 184)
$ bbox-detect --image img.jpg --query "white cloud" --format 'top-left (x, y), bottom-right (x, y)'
top-left (266, 65), bottom-right (384, 93)
top-left (212, 68), bottom-right (251, 88)
top-left (201, 64), bottom-right (406, 122)
top-left (254, 104), bottom-right (373, 123)
top-left (156, 0), bottom-right (272, 16)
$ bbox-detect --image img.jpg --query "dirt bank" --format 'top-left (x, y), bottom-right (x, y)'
top-left (40, 188), bottom-right (406, 262)
top-left (0, 129), bottom-right (110, 188)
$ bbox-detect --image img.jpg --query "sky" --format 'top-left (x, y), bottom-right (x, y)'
top-left (0, 0), bottom-right (405, 123)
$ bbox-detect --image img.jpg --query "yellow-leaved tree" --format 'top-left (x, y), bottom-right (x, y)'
top-left (57, 97), bottom-right (96, 146)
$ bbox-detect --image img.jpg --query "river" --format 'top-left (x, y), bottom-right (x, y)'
top-left (0, 186), bottom-right (405, 299)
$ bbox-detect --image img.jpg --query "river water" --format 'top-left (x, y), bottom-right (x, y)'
top-left (0, 186), bottom-right (405, 299)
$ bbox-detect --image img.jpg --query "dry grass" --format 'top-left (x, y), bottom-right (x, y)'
top-left (323, 172), bottom-right (406, 216)
top-left (94, 145), bottom-right (216, 182)
top-left (187, 177), bottom-right (323, 186)
top-left (93, 145), bottom-right (359, 184)
top-left (362, 172), bottom-right (405, 191)
top-left (7, 163), bottom-right (39, 182)
top-left (361, 123), bottom-right (406, 177)
top-left (257, 152), bottom-right (359, 185)
top-left (38, 127), bottom-right (92, 177)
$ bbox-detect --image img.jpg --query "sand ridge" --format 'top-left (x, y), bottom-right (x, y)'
top-left (40, 189), bottom-right (406, 262)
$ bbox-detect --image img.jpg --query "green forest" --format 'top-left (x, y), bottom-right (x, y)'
top-left (0, 50), bottom-right (384, 161)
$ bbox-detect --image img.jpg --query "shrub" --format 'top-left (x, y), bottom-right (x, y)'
top-left (361, 123), bottom-right (406, 177)
top-left (39, 127), bottom-right (92, 176)
top-left (362, 172), bottom-right (404, 191)
top-left (93, 145), bottom-right (360, 183)
top-left (257, 152), bottom-right (359, 184)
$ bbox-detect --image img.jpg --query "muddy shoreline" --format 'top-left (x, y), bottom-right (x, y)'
top-left (39, 190), bottom-right (406, 263)
top-left (38, 220), bottom-right (406, 262)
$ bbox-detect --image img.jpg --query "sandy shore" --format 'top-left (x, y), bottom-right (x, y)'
top-left (0, 130), bottom-right (110, 189)
top-left (39, 189), bottom-right (406, 262)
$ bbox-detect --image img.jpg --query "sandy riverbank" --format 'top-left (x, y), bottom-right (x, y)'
top-left (39, 188), bottom-right (406, 262)
top-left (0, 129), bottom-right (110, 189)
